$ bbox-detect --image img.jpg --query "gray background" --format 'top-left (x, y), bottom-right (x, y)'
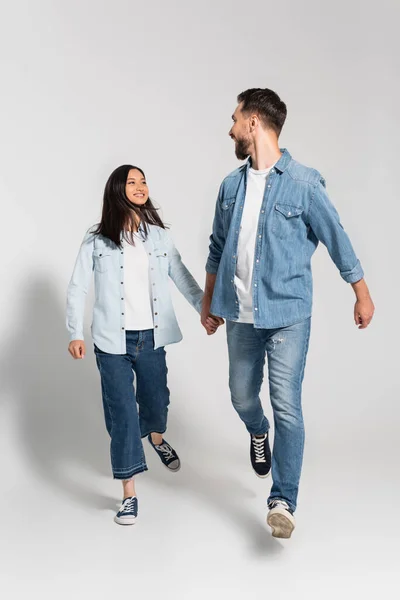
top-left (0, 0), bottom-right (398, 598)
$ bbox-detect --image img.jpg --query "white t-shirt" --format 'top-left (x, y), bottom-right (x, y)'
top-left (235, 165), bottom-right (274, 324)
top-left (123, 234), bottom-right (154, 331)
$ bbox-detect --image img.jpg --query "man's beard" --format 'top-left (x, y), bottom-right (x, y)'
top-left (234, 136), bottom-right (250, 160)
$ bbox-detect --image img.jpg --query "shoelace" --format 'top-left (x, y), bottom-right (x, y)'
top-left (155, 442), bottom-right (175, 462)
top-left (252, 436), bottom-right (266, 463)
top-left (119, 497), bottom-right (137, 514)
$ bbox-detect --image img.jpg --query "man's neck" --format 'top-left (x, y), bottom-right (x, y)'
top-left (249, 138), bottom-right (282, 171)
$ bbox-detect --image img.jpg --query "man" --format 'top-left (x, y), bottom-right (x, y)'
top-left (202, 88), bottom-right (374, 539)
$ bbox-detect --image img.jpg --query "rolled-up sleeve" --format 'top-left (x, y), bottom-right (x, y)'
top-left (307, 177), bottom-right (364, 284)
top-left (206, 184), bottom-right (226, 274)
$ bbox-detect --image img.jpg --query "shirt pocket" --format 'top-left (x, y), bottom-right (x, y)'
top-left (273, 203), bottom-right (304, 239)
top-left (93, 248), bottom-right (112, 273)
top-left (221, 196), bottom-right (236, 211)
top-left (153, 246), bottom-right (169, 272)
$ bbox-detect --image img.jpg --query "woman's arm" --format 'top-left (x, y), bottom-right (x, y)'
top-left (164, 233), bottom-right (204, 314)
top-left (66, 230), bottom-right (95, 349)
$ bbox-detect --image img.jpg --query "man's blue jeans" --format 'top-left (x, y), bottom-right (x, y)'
top-left (227, 318), bottom-right (311, 512)
top-left (95, 330), bottom-right (170, 480)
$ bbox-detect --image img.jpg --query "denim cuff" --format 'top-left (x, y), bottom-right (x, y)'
top-left (340, 260), bottom-right (364, 284)
top-left (205, 257), bottom-right (219, 275)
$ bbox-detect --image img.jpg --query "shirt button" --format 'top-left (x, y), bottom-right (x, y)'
top-left (268, 185), bottom-right (271, 188)
top-left (261, 210), bottom-right (265, 214)
top-left (149, 253), bottom-right (152, 255)
top-left (121, 281), bottom-right (123, 284)
top-left (122, 313), bottom-right (124, 315)
top-left (288, 211), bottom-right (291, 216)
top-left (256, 259), bottom-right (259, 263)
top-left (120, 266), bottom-right (123, 268)
top-left (259, 235), bottom-right (261, 238)
top-left (121, 298), bottom-right (124, 300)
top-left (121, 251), bottom-right (123, 254)
top-left (233, 255), bottom-right (236, 258)
top-left (255, 307), bottom-right (258, 311)
top-left (254, 283), bottom-right (257, 287)
top-left (164, 253), bottom-right (167, 256)
top-left (155, 312), bottom-right (158, 316)
top-left (155, 325), bottom-right (158, 328)
top-left (154, 298), bottom-right (157, 301)
top-left (122, 327), bottom-right (125, 330)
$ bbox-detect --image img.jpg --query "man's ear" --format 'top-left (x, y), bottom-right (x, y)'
top-left (249, 114), bottom-right (259, 131)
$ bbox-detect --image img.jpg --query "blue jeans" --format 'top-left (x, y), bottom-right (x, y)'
top-left (227, 318), bottom-right (311, 512)
top-left (94, 330), bottom-right (170, 480)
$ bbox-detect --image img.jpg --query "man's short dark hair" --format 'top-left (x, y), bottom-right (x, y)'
top-left (237, 88), bottom-right (287, 136)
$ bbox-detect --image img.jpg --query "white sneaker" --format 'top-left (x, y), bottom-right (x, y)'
top-left (267, 500), bottom-right (295, 538)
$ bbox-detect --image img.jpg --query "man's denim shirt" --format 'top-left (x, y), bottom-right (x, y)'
top-left (206, 149), bottom-right (364, 329)
top-left (67, 225), bottom-right (203, 354)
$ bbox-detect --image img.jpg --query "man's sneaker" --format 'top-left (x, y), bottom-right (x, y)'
top-left (267, 500), bottom-right (295, 539)
top-left (250, 433), bottom-right (271, 478)
top-left (147, 435), bottom-right (181, 472)
top-left (114, 496), bottom-right (138, 526)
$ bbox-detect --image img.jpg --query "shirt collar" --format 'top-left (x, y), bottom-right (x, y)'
top-left (246, 148), bottom-right (292, 173)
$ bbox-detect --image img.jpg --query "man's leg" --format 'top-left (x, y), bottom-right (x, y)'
top-left (266, 317), bottom-right (311, 514)
top-left (226, 321), bottom-right (269, 435)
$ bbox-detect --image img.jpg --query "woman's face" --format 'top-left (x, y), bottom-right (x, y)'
top-left (125, 169), bottom-right (149, 206)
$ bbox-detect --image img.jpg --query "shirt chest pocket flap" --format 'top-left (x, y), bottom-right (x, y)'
top-left (93, 247), bottom-right (112, 272)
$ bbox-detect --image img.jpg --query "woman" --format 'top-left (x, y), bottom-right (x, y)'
top-left (66, 164), bottom-right (220, 525)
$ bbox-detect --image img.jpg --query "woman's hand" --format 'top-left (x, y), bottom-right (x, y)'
top-left (68, 340), bottom-right (86, 359)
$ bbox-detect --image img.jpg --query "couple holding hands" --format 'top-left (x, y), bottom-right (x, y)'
top-left (67, 88), bottom-right (374, 538)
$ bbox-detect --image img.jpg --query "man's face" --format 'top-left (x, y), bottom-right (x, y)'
top-left (229, 103), bottom-right (252, 160)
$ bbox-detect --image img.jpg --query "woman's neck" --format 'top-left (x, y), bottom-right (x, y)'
top-left (125, 214), bottom-right (141, 232)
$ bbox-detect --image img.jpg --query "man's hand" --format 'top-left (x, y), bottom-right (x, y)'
top-left (68, 340), bottom-right (86, 359)
top-left (351, 279), bottom-right (375, 330)
top-left (201, 293), bottom-right (224, 335)
top-left (354, 297), bottom-right (375, 329)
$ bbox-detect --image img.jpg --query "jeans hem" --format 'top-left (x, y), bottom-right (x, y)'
top-left (267, 496), bottom-right (296, 513)
top-left (112, 464), bottom-right (148, 480)
top-left (140, 429), bottom-right (166, 440)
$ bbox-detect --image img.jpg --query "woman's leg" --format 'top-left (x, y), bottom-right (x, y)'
top-left (94, 343), bottom-right (148, 481)
top-left (133, 330), bottom-right (180, 471)
top-left (133, 330), bottom-right (170, 439)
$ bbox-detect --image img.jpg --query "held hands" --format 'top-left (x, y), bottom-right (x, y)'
top-left (201, 298), bottom-right (224, 336)
top-left (68, 340), bottom-right (86, 359)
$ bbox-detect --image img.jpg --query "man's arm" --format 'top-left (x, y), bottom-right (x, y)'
top-left (202, 184), bottom-right (226, 334)
top-left (307, 177), bottom-right (374, 329)
top-left (201, 272), bottom-right (219, 333)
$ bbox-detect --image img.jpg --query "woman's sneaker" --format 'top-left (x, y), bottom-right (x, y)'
top-left (267, 500), bottom-right (295, 538)
top-left (114, 496), bottom-right (138, 526)
top-left (147, 435), bottom-right (181, 472)
top-left (250, 433), bottom-right (271, 478)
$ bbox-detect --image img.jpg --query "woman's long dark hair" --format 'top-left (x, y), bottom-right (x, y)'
top-left (93, 165), bottom-right (166, 247)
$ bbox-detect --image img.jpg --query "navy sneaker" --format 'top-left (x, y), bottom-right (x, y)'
top-left (114, 496), bottom-right (138, 526)
top-left (250, 433), bottom-right (271, 478)
top-left (147, 435), bottom-right (181, 472)
top-left (267, 500), bottom-right (295, 538)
